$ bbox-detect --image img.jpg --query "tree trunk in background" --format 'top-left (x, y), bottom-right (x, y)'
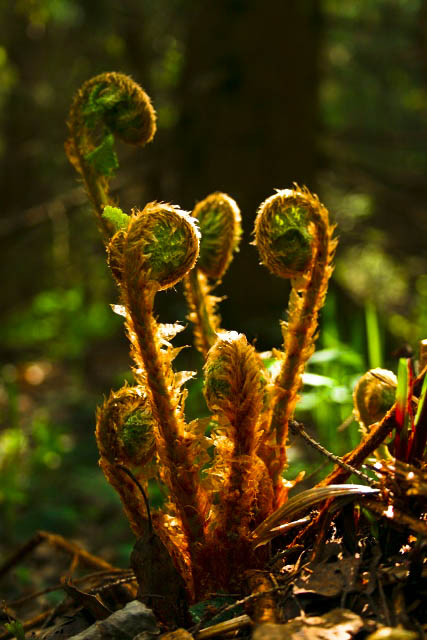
top-left (171, 0), bottom-right (321, 346)
top-left (175, 0), bottom-right (320, 210)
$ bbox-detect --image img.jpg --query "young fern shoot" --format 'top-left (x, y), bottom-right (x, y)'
top-left (254, 186), bottom-right (337, 507)
top-left (183, 193), bottom-right (242, 356)
top-left (66, 72), bottom-right (356, 606)
top-left (106, 203), bottom-right (209, 564)
top-left (95, 385), bottom-right (156, 537)
top-left (66, 72), bottom-right (156, 239)
top-left (202, 332), bottom-right (273, 588)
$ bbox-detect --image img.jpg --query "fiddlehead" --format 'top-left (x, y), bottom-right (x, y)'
top-left (202, 331), bottom-right (273, 588)
top-left (194, 192), bottom-right (242, 280)
top-left (106, 202), bottom-right (209, 576)
top-left (108, 202), bottom-right (200, 291)
top-left (66, 72), bottom-right (156, 239)
top-left (353, 368), bottom-right (397, 433)
top-left (204, 332), bottom-right (265, 457)
top-left (254, 186), bottom-right (337, 507)
top-left (95, 385), bottom-right (156, 537)
top-left (352, 368), bottom-right (397, 460)
top-left (183, 192), bottom-right (241, 356)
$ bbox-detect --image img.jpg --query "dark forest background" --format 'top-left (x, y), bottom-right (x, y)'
top-left (1, 0), bottom-right (426, 566)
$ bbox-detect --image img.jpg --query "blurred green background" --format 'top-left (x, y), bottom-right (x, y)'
top-left (1, 0), bottom-right (426, 568)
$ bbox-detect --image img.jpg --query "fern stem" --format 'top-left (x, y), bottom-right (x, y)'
top-left (183, 269), bottom-right (219, 357)
top-left (126, 282), bottom-right (208, 546)
top-left (254, 187), bottom-right (336, 506)
top-left (183, 192), bottom-right (241, 355)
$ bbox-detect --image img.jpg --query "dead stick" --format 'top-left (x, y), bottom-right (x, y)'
top-left (195, 615), bottom-right (252, 639)
top-left (316, 404), bottom-right (397, 487)
top-left (0, 531), bottom-right (117, 580)
top-left (289, 420), bottom-right (376, 485)
top-left (317, 363), bottom-right (426, 489)
top-left (9, 570), bottom-right (134, 607)
top-left (362, 498), bottom-right (427, 536)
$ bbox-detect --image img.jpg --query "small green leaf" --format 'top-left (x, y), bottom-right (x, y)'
top-left (5, 621), bottom-right (26, 640)
top-left (414, 371), bottom-right (427, 426)
top-left (84, 133), bottom-right (119, 177)
top-left (103, 206), bottom-right (130, 231)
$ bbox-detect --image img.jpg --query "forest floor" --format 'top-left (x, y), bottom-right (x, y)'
top-left (0, 500), bottom-right (426, 640)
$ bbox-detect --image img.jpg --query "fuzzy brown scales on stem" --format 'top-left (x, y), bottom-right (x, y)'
top-left (66, 73), bottom-right (351, 609)
top-left (204, 332), bottom-right (265, 455)
top-left (183, 269), bottom-right (221, 357)
top-left (202, 332), bottom-right (273, 588)
top-left (254, 186), bottom-right (337, 507)
top-left (106, 202), bottom-right (209, 586)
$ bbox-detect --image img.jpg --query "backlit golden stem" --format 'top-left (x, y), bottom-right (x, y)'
top-left (254, 187), bottom-right (336, 507)
top-left (183, 269), bottom-right (219, 357)
top-left (126, 283), bottom-right (208, 550)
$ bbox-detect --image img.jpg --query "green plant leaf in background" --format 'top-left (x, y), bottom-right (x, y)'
top-left (5, 620), bottom-right (26, 640)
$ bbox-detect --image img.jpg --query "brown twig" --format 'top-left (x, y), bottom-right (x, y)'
top-left (195, 614), bottom-right (252, 639)
top-left (362, 498), bottom-right (427, 536)
top-left (316, 404), bottom-right (397, 488)
top-left (0, 531), bottom-right (118, 582)
top-left (9, 569), bottom-right (135, 608)
top-left (289, 420), bottom-right (377, 485)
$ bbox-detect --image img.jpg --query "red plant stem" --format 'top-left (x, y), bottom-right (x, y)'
top-left (287, 404), bottom-right (398, 550)
top-left (317, 404), bottom-right (397, 488)
top-left (409, 362), bottom-right (427, 462)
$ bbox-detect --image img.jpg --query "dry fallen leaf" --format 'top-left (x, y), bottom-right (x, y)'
top-left (293, 556), bottom-right (361, 598)
top-left (131, 522), bottom-right (190, 628)
top-left (61, 577), bottom-right (112, 620)
top-left (252, 608), bottom-right (364, 640)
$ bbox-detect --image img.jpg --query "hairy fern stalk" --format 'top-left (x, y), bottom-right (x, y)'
top-left (66, 73), bottom-right (337, 600)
